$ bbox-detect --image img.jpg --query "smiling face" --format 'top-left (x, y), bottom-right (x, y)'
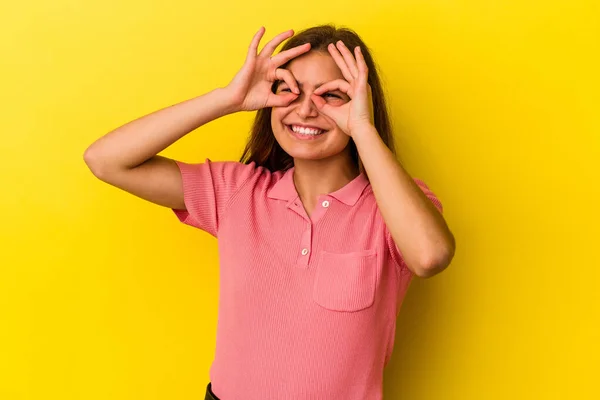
top-left (271, 51), bottom-right (353, 162)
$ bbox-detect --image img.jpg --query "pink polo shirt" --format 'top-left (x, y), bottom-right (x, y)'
top-left (172, 158), bottom-right (443, 400)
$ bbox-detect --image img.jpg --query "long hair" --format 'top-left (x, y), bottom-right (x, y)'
top-left (239, 24), bottom-right (396, 175)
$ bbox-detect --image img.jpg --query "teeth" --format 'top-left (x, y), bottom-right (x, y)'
top-left (291, 125), bottom-right (324, 135)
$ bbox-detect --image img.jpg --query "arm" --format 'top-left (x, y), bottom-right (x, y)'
top-left (311, 42), bottom-right (455, 278)
top-left (83, 88), bottom-right (238, 210)
top-left (83, 27), bottom-right (310, 211)
top-left (353, 126), bottom-right (455, 278)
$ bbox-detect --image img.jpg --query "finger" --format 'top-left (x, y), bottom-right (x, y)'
top-left (310, 94), bottom-right (342, 126)
top-left (268, 92), bottom-right (298, 107)
top-left (246, 27), bottom-right (265, 61)
top-left (327, 43), bottom-right (354, 82)
top-left (310, 93), bottom-right (327, 110)
top-left (336, 41), bottom-right (359, 79)
top-left (355, 46), bottom-right (368, 78)
top-left (275, 68), bottom-right (300, 94)
top-left (312, 79), bottom-right (352, 97)
top-left (270, 43), bottom-right (311, 67)
top-left (259, 29), bottom-right (294, 58)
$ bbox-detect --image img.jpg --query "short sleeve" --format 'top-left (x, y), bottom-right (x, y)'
top-left (172, 158), bottom-right (257, 237)
top-left (386, 178), bottom-right (444, 274)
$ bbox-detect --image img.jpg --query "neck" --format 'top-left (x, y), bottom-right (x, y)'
top-left (291, 154), bottom-right (360, 204)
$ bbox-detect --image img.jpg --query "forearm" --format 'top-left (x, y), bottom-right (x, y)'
top-left (352, 126), bottom-right (455, 275)
top-left (84, 87), bottom-right (238, 172)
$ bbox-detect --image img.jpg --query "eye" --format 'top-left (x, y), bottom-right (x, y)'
top-left (322, 92), bottom-right (341, 99)
top-left (280, 88), bottom-right (292, 92)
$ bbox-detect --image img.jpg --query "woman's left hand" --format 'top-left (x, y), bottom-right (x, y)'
top-left (311, 41), bottom-right (375, 137)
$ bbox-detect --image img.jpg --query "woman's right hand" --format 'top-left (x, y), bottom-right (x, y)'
top-left (224, 27), bottom-right (311, 112)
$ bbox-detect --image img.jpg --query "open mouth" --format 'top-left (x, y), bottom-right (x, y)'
top-left (286, 124), bottom-right (327, 140)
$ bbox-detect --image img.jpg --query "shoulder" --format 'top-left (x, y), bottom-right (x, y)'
top-left (176, 157), bottom-right (273, 187)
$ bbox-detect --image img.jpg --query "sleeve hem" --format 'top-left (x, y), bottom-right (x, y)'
top-left (170, 158), bottom-right (218, 237)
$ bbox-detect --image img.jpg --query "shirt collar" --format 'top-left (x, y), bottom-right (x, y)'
top-left (267, 166), bottom-right (369, 206)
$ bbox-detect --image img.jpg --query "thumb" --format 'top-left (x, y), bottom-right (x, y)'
top-left (311, 94), bottom-right (343, 125)
top-left (311, 94), bottom-right (335, 118)
top-left (268, 93), bottom-right (298, 108)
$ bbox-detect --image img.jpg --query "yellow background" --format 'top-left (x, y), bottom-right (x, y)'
top-left (1, 0), bottom-right (598, 399)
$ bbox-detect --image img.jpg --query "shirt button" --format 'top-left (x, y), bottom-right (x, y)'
top-left (322, 200), bottom-right (330, 208)
top-left (301, 248), bottom-right (309, 256)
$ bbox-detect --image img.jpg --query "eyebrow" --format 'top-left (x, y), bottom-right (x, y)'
top-left (276, 81), bottom-right (340, 91)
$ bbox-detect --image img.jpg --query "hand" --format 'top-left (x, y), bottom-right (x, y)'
top-left (224, 27), bottom-right (311, 112)
top-left (311, 41), bottom-right (375, 136)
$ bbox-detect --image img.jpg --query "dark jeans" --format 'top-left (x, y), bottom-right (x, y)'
top-left (205, 382), bottom-right (220, 400)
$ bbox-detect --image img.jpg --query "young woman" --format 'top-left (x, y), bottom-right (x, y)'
top-left (84, 25), bottom-right (455, 400)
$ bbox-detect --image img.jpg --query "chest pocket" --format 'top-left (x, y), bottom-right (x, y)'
top-left (312, 249), bottom-right (378, 312)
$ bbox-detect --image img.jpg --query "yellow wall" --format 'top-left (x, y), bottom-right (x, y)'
top-left (1, 1), bottom-right (598, 398)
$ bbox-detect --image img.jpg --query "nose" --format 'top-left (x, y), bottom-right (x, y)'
top-left (296, 92), bottom-right (319, 118)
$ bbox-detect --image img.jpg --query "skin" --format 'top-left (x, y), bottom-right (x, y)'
top-left (83, 26), bottom-right (455, 278)
top-left (271, 51), bottom-right (361, 215)
top-left (271, 38), bottom-right (456, 278)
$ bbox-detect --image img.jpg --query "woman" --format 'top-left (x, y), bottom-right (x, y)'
top-left (84, 25), bottom-right (455, 400)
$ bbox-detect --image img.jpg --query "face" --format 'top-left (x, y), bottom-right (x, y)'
top-left (271, 51), bottom-right (352, 162)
